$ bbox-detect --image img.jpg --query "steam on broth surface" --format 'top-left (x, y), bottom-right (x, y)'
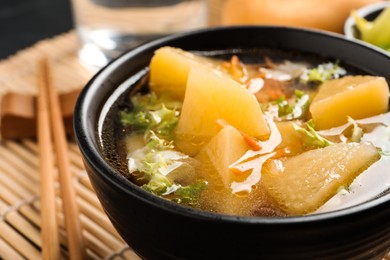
top-left (99, 47), bottom-right (390, 217)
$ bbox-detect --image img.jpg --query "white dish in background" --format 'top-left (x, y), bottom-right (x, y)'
top-left (344, 1), bottom-right (390, 39)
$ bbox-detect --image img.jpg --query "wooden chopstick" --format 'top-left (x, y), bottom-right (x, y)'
top-left (38, 58), bottom-right (86, 259)
top-left (0, 136), bottom-right (140, 259)
top-left (37, 57), bottom-right (61, 260)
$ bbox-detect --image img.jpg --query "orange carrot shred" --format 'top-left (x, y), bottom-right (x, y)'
top-left (231, 167), bottom-right (244, 175)
top-left (242, 132), bottom-right (262, 151)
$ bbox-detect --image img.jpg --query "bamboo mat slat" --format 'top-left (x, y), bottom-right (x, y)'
top-left (0, 31), bottom-right (140, 260)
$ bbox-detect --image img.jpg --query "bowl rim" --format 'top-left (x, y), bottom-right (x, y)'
top-left (75, 25), bottom-right (390, 225)
top-left (344, 1), bottom-right (390, 38)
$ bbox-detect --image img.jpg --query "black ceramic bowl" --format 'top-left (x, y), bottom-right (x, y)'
top-left (74, 26), bottom-right (390, 259)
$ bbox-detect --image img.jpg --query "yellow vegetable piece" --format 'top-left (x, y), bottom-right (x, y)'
top-left (202, 125), bottom-right (250, 188)
top-left (276, 121), bottom-right (303, 151)
top-left (175, 66), bottom-right (270, 155)
top-left (195, 143), bottom-right (284, 217)
top-left (262, 142), bottom-right (380, 215)
top-left (310, 76), bottom-right (389, 130)
top-left (149, 46), bottom-right (220, 100)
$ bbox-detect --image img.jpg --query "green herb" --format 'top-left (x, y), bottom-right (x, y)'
top-left (273, 96), bottom-right (293, 117)
top-left (137, 143), bottom-right (207, 206)
top-left (294, 89), bottom-right (305, 98)
top-left (337, 185), bottom-right (350, 194)
top-left (172, 180), bottom-right (208, 207)
top-left (129, 133), bottom-right (187, 192)
top-left (146, 131), bottom-right (174, 150)
top-left (142, 173), bottom-right (173, 195)
top-left (293, 120), bottom-right (334, 148)
top-left (128, 130), bottom-right (207, 206)
top-left (131, 92), bottom-right (182, 111)
top-left (120, 93), bottom-right (180, 140)
top-left (300, 62), bottom-right (346, 84)
top-left (120, 108), bottom-right (150, 132)
top-left (269, 90), bottom-right (310, 120)
top-left (145, 179), bottom-right (207, 207)
top-left (148, 105), bottom-right (179, 140)
top-left (123, 92), bottom-right (207, 206)
top-left (348, 117), bottom-right (364, 143)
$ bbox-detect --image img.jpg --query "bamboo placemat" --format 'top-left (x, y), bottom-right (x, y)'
top-left (0, 31), bottom-right (140, 259)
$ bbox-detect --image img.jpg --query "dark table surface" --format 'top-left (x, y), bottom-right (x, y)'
top-left (0, 0), bottom-right (74, 60)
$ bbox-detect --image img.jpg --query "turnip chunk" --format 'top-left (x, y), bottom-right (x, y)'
top-left (201, 125), bottom-right (251, 188)
top-left (315, 156), bottom-right (390, 213)
top-left (149, 47), bottom-right (221, 100)
top-left (310, 76), bottom-right (389, 130)
top-left (175, 66), bottom-right (269, 155)
top-left (262, 143), bottom-right (380, 215)
top-left (316, 124), bottom-right (390, 213)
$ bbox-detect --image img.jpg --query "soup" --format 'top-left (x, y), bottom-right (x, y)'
top-left (99, 47), bottom-right (390, 217)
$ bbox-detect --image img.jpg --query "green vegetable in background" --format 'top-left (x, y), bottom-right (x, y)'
top-left (353, 7), bottom-right (390, 51)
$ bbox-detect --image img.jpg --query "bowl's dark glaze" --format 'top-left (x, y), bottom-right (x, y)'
top-left (75, 26), bottom-right (390, 259)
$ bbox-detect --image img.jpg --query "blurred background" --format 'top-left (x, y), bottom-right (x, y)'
top-left (0, 0), bottom-right (383, 61)
top-left (0, 0), bottom-right (73, 59)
